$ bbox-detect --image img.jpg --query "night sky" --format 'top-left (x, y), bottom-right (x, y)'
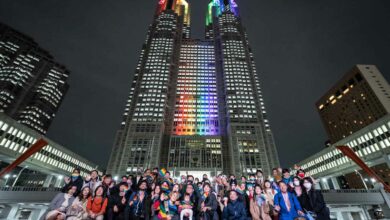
top-left (0, 0), bottom-right (389, 170)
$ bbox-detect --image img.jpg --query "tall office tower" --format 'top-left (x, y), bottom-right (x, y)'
top-left (317, 65), bottom-right (390, 144)
top-left (0, 23), bottom-right (70, 134)
top-left (107, 0), bottom-right (279, 176)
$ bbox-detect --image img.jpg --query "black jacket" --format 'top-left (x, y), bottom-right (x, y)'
top-left (198, 193), bottom-right (219, 220)
top-left (304, 190), bottom-right (330, 220)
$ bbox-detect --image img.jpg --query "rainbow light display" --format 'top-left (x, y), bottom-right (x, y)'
top-left (158, 0), bottom-right (190, 26)
top-left (173, 42), bottom-right (219, 136)
top-left (206, 0), bottom-right (239, 26)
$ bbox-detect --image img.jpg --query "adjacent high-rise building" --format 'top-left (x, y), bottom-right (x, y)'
top-left (0, 23), bottom-right (69, 134)
top-left (316, 65), bottom-right (390, 144)
top-left (107, 0), bottom-right (280, 176)
top-left (296, 65), bottom-right (390, 191)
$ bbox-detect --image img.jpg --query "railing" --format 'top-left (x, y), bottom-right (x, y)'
top-left (320, 189), bottom-right (381, 193)
top-left (0, 186), bottom-right (61, 203)
top-left (0, 186), bottom-right (61, 192)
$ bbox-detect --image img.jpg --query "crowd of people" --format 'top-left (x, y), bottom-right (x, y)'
top-left (42, 167), bottom-right (331, 220)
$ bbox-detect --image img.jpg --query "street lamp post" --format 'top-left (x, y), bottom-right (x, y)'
top-left (355, 170), bottom-right (368, 190)
top-left (4, 174), bottom-right (10, 186)
top-left (12, 166), bottom-right (28, 187)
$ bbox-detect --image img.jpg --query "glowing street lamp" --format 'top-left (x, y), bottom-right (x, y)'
top-left (4, 174), bottom-right (10, 186)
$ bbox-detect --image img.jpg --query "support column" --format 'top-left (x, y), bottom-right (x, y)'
top-left (43, 175), bottom-right (54, 187)
top-left (331, 176), bottom-right (340, 189)
top-left (320, 179), bottom-right (330, 189)
top-left (54, 176), bottom-right (64, 188)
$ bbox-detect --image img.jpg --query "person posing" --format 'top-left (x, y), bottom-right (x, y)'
top-left (107, 182), bottom-right (129, 220)
top-left (84, 170), bottom-right (101, 196)
top-left (179, 193), bottom-right (194, 220)
top-left (255, 170), bottom-right (265, 186)
top-left (262, 180), bottom-right (277, 220)
top-left (249, 185), bottom-right (271, 220)
top-left (66, 186), bottom-right (91, 220)
top-left (168, 191), bottom-right (180, 220)
top-left (300, 177), bottom-right (330, 220)
top-left (86, 185), bottom-right (108, 220)
top-left (102, 174), bottom-right (115, 197)
top-left (43, 185), bottom-right (77, 220)
top-left (62, 168), bottom-right (84, 197)
top-left (125, 180), bottom-right (151, 220)
top-left (198, 183), bottom-right (218, 220)
top-left (281, 169), bottom-right (294, 191)
top-left (222, 190), bottom-right (248, 220)
top-left (274, 181), bottom-right (305, 220)
top-left (151, 185), bottom-right (162, 219)
top-left (180, 183), bottom-right (199, 219)
top-left (154, 191), bottom-right (179, 220)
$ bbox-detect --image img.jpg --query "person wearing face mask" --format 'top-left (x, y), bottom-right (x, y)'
top-left (292, 176), bottom-right (312, 218)
top-left (301, 177), bottom-right (330, 220)
top-left (62, 168), bottom-right (84, 197)
top-left (296, 169), bottom-right (306, 180)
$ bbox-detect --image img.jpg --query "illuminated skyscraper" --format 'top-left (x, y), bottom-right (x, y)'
top-left (316, 65), bottom-right (390, 144)
top-left (107, 0), bottom-right (279, 176)
top-left (0, 23), bottom-right (69, 134)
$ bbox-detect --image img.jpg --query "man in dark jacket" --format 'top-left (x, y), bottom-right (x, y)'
top-left (125, 180), bottom-right (151, 220)
top-left (222, 190), bottom-right (248, 220)
top-left (61, 168), bottom-right (83, 196)
top-left (106, 182), bottom-right (129, 220)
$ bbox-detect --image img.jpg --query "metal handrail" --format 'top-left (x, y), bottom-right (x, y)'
top-left (0, 186), bottom-right (61, 192)
top-left (320, 189), bottom-right (381, 193)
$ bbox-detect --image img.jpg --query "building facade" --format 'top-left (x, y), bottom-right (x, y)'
top-left (0, 113), bottom-right (101, 188)
top-left (0, 23), bottom-right (70, 134)
top-left (107, 0), bottom-right (279, 177)
top-left (296, 65), bottom-right (390, 190)
top-left (316, 64), bottom-right (390, 144)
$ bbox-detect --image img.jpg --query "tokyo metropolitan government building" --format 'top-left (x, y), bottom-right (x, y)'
top-left (107, 0), bottom-right (280, 177)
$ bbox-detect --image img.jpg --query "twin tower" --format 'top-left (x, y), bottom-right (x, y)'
top-left (107, 0), bottom-right (280, 177)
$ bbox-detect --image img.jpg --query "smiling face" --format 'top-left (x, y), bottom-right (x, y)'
top-left (279, 182), bottom-right (288, 193)
top-left (255, 186), bottom-right (262, 195)
top-left (229, 190), bottom-right (238, 201)
top-left (139, 182), bottom-right (147, 190)
top-left (203, 184), bottom-right (210, 193)
top-left (154, 185), bottom-right (161, 194)
top-left (68, 186), bottom-right (77, 195)
top-left (186, 184), bottom-right (194, 195)
top-left (90, 170), bottom-right (98, 180)
top-left (95, 186), bottom-right (104, 196)
top-left (170, 192), bottom-right (179, 202)
top-left (173, 184), bottom-right (179, 192)
top-left (82, 187), bottom-right (91, 197)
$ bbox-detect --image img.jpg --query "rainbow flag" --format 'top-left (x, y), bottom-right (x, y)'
top-left (159, 168), bottom-right (167, 176)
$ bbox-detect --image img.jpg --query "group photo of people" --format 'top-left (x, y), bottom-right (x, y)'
top-left (42, 167), bottom-right (331, 220)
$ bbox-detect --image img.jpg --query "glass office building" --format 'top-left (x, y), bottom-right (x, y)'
top-left (0, 23), bottom-right (69, 134)
top-left (107, 0), bottom-right (280, 176)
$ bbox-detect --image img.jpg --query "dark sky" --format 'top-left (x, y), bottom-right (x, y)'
top-left (0, 0), bottom-right (389, 169)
